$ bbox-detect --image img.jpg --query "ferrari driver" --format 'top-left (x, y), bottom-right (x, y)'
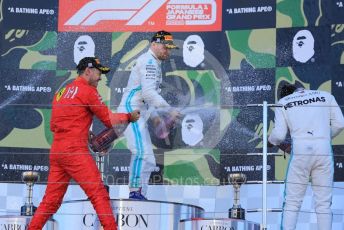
top-left (28, 57), bottom-right (140, 230)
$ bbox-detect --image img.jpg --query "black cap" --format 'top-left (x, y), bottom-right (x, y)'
top-left (151, 30), bottom-right (178, 49)
top-left (76, 57), bottom-right (110, 74)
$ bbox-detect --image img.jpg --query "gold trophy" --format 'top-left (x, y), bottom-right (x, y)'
top-left (228, 173), bottom-right (247, 219)
top-left (21, 171), bottom-right (40, 216)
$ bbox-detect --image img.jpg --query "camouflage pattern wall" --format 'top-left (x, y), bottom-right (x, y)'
top-left (0, 0), bottom-right (343, 186)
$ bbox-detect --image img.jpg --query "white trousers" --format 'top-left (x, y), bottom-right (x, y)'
top-left (282, 140), bottom-right (333, 230)
top-left (124, 116), bottom-right (156, 195)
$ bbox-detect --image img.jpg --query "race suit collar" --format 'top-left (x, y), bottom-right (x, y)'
top-left (148, 49), bottom-right (161, 64)
top-left (295, 87), bottom-right (305, 93)
top-left (76, 76), bottom-right (89, 85)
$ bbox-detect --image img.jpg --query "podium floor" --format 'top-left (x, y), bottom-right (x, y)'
top-left (55, 199), bottom-right (204, 229)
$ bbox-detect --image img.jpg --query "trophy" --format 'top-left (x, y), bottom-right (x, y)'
top-left (228, 173), bottom-right (247, 220)
top-left (21, 171), bottom-right (40, 216)
top-left (95, 154), bottom-right (109, 193)
top-left (89, 128), bottom-right (117, 193)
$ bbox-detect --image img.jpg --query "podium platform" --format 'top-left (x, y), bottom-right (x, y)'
top-left (179, 218), bottom-right (260, 230)
top-left (56, 199), bottom-right (204, 229)
top-left (0, 215), bottom-right (56, 229)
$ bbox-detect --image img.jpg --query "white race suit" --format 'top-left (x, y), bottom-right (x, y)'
top-left (118, 49), bottom-right (170, 195)
top-left (269, 88), bottom-right (344, 230)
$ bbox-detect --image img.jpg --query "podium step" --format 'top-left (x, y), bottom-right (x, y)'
top-left (0, 215), bottom-right (56, 229)
top-left (56, 199), bottom-right (204, 230)
top-left (179, 218), bottom-right (260, 230)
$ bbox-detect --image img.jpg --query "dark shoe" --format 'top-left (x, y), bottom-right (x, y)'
top-left (129, 191), bottom-right (147, 200)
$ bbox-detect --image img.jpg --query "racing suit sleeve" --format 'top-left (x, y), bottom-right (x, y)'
top-left (88, 89), bottom-right (130, 128)
top-left (268, 106), bottom-right (289, 145)
top-left (329, 95), bottom-right (344, 138)
top-left (139, 60), bottom-right (170, 109)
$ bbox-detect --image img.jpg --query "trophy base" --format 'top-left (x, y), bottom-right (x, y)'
top-left (229, 207), bottom-right (245, 220)
top-left (20, 205), bottom-right (37, 216)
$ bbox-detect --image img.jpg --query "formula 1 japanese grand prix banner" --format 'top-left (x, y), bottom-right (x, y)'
top-left (58, 0), bottom-right (222, 32)
top-left (0, 0), bottom-right (344, 185)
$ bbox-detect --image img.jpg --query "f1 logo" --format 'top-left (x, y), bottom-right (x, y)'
top-left (58, 0), bottom-right (222, 32)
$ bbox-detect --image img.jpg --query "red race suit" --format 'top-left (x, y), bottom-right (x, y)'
top-left (29, 77), bottom-right (130, 230)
